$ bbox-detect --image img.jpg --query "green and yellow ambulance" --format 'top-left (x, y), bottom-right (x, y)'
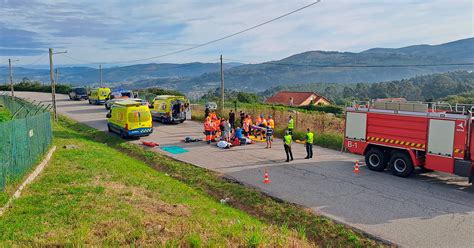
top-left (106, 100), bottom-right (153, 138)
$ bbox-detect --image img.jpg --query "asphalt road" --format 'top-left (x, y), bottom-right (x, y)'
top-left (13, 92), bottom-right (474, 247)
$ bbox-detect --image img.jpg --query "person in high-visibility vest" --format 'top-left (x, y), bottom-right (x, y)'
top-left (267, 116), bottom-right (275, 129)
top-left (287, 116), bottom-right (294, 135)
top-left (210, 119), bottom-right (217, 142)
top-left (204, 117), bottom-right (212, 144)
top-left (283, 130), bottom-right (293, 162)
top-left (305, 128), bottom-right (314, 159)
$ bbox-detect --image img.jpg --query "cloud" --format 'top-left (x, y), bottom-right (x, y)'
top-left (0, 0), bottom-right (472, 65)
top-left (0, 26), bottom-right (46, 48)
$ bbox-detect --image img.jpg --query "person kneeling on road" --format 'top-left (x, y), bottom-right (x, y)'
top-left (305, 128), bottom-right (314, 159)
top-left (283, 130), bottom-right (293, 162)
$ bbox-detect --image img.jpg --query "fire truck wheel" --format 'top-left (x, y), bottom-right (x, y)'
top-left (365, 148), bottom-right (388, 171)
top-left (389, 153), bottom-right (414, 177)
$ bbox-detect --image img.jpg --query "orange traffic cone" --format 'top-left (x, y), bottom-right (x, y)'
top-left (354, 160), bottom-right (360, 174)
top-left (263, 170), bottom-right (271, 184)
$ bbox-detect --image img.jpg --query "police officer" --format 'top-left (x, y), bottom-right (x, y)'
top-left (305, 128), bottom-right (314, 159)
top-left (283, 130), bottom-right (293, 162)
top-left (288, 116), bottom-right (294, 135)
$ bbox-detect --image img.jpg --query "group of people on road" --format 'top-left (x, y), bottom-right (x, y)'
top-left (203, 107), bottom-right (314, 161)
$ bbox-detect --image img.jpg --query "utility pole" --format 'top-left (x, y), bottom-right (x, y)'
top-left (49, 48), bottom-right (67, 121)
top-left (99, 64), bottom-right (103, 87)
top-left (8, 58), bottom-right (19, 97)
top-left (220, 55), bottom-right (224, 112)
top-left (55, 68), bottom-right (59, 84)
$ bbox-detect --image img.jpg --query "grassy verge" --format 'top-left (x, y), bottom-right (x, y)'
top-left (0, 118), bottom-right (312, 246)
top-left (0, 104), bottom-right (11, 122)
top-left (49, 116), bottom-right (380, 247)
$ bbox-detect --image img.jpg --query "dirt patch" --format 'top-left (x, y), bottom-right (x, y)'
top-left (99, 181), bottom-right (191, 217)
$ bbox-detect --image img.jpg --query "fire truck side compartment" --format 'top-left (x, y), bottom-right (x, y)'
top-left (345, 112), bottom-right (367, 141)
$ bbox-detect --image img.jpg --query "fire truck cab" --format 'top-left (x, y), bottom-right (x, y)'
top-left (343, 100), bottom-right (474, 183)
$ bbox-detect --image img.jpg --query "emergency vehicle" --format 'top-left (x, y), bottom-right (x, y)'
top-left (88, 87), bottom-right (111, 105)
top-left (150, 95), bottom-right (189, 124)
top-left (344, 100), bottom-right (474, 182)
top-left (106, 100), bottom-right (153, 139)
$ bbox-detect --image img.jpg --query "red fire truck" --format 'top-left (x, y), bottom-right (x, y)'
top-left (343, 100), bottom-right (474, 183)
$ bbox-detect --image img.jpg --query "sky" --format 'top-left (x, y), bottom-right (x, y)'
top-left (1, 0), bottom-right (473, 67)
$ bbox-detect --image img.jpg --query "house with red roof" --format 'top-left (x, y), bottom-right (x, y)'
top-left (265, 91), bottom-right (331, 107)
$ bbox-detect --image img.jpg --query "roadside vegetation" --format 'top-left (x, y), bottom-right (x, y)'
top-left (0, 79), bottom-right (71, 94)
top-left (0, 104), bottom-right (11, 122)
top-left (0, 118), bottom-right (314, 247)
top-left (27, 116), bottom-right (379, 247)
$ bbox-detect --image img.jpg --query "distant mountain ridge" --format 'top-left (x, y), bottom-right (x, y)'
top-left (155, 37), bottom-right (473, 94)
top-left (0, 62), bottom-right (241, 85)
top-left (1, 38), bottom-right (473, 96)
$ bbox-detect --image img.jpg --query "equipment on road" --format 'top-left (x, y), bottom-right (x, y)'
top-left (263, 170), bottom-right (271, 184)
top-left (106, 100), bottom-right (153, 139)
top-left (354, 160), bottom-right (360, 174)
top-left (344, 100), bottom-right (474, 182)
top-left (150, 95), bottom-right (190, 124)
top-left (142, 141), bottom-right (159, 147)
top-left (88, 87), bottom-right (111, 105)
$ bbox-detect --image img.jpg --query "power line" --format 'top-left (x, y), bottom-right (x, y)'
top-left (21, 55), bottom-right (49, 67)
top-left (54, 1), bottom-right (322, 65)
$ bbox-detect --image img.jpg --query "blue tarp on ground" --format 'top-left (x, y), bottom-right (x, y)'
top-left (161, 146), bottom-right (189, 155)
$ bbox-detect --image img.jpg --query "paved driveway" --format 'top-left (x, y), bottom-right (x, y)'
top-left (13, 92), bottom-right (474, 248)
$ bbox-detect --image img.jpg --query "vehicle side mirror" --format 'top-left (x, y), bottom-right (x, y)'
top-left (106, 113), bottom-right (111, 118)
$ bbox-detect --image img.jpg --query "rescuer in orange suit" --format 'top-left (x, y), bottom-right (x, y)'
top-left (204, 117), bottom-right (213, 144)
top-left (267, 115), bottom-right (275, 129)
top-left (210, 118), bottom-right (218, 142)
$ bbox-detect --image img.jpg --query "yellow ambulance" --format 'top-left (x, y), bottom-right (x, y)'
top-left (150, 95), bottom-right (190, 124)
top-left (106, 100), bottom-right (153, 138)
top-left (88, 87), bottom-right (111, 105)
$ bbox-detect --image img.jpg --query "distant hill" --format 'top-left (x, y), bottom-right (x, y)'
top-left (260, 71), bottom-right (474, 104)
top-left (0, 62), bottom-right (241, 85)
top-left (2, 38), bottom-right (473, 97)
top-left (155, 37), bottom-right (473, 94)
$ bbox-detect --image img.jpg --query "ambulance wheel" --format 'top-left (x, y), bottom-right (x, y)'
top-left (365, 148), bottom-right (388, 171)
top-left (389, 152), bottom-right (414, 177)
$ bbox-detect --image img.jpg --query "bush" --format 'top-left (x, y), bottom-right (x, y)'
top-left (299, 104), bottom-right (343, 115)
top-left (273, 128), bottom-right (343, 150)
top-left (0, 81), bottom-right (72, 94)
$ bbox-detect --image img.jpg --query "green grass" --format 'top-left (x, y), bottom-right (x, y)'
top-left (274, 128), bottom-right (343, 150)
top-left (36, 116), bottom-right (380, 247)
top-left (0, 118), bottom-right (313, 246)
top-left (0, 104), bottom-right (11, 122)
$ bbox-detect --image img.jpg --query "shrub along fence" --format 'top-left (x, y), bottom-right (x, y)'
top-left (0, 94), bottom-right (52, 190)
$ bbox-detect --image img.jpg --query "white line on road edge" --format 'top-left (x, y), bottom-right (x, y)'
top-left (0, 146), bottom-right (57, 217)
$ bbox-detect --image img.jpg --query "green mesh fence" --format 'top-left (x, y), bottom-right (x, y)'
top-left (0, 94), bottom-right (52, 190)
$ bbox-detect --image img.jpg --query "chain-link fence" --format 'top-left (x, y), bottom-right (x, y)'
top-left (0, 94), bottom-right (53, 190)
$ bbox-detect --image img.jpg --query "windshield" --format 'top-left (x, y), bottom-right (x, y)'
top-left (128, 111), bottom-right (151, 123)
top-left (121, 92), bottom-right (132, 98)
top-left (75, 88), bottom-right (87, 94)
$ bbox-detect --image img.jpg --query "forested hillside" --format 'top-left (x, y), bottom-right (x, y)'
top-left (262, 71), bottom-right (474, 104)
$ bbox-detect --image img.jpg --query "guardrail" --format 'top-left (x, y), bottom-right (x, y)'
top-left (0, 94), bottom-right (53, 190)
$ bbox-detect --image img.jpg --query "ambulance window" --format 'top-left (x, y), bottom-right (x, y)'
top-left (128, 111), bottom-right (151, 122)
